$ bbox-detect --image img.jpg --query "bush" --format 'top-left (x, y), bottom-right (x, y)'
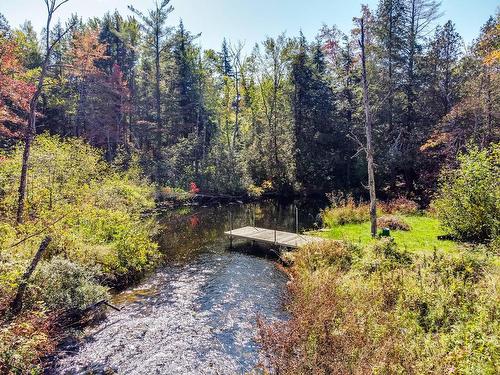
top-left (372, 237), bottom-right (412, 265)
top-left (382, 197), bottom-right (419, 215)
top-left (377, 215), bottom-right (411, 231)
top-left (0, 309), bottom-right (56, 375)
top-left (322, 193), bottom-right (370, 226)
top-left (259, 240), bottom-right (499, 374)
top-left (157, 186), bottom-right (193, 203)
top-left (0, 134), bottom-right (159, 282)
top-left (0, 135), bottom-right (159, 371)
top-left (288, 240), bottom-right (360, 274)
top-left (29, 257), bottom-right (109, 311)
top-left (322, 194), bottom-right (420, 229)
top-left (434, 143), bottom-right (499, 243)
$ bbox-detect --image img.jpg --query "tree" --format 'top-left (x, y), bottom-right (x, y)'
top-left (220, 38), bottom-right (233, 76)
top-left (97, 12), bottom-right (140, 151)
top-left (166, 20), bottom-right (209, 185)
top-left (16, 0), bottom-right (75, 224)
top-left (68, 29), bottom-right (130, 159)
top-left (317, 25), bottom-right (364, 191)
top-left (375, 0), bottom-right (406, 133)
top-left (403, 0), bottom-right (441, 129)
top-left (128, 0), bottom-right (173, 183)
top-left (0, 37), bottom-right (35, 139)
top-left (422, 14), bottom-right (499, 167)
top-left (254, 34), bottom-right (295, 191)
top-left (70, 29), bottom-right (109, 136)
top-left (427, 20), bottom-right (462, 117)
top-left (359, 15), bottom-right (377, 237)
top-left (0, 13), bottom-right (9, 36)
top-left (291, 33), bottom-right (337, 191)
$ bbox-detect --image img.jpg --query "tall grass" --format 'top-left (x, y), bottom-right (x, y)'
top-left (321, 193), bottom-right (419, 228)
top-left (321, 193), bottom-right (371, 226)
top-left (259, 240), bottom-right (499, 374)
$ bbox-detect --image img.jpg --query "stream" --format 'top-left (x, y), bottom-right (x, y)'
top-left (52, 200), bottom-right (324, 374)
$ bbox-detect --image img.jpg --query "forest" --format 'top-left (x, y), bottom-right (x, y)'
top-left (0, 0), bottom-right (498, 373)
top-left (0, 0), bottom-right (496, 199)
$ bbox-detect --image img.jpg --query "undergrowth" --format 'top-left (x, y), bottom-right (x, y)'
top-left (259, 239), bottom-right (499, 374)
top-left (0, 134), bottom-right (159, 373)
top-left (321, 194), bottom-right (419, 227)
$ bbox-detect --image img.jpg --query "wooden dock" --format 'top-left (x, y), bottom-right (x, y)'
top-left (225, 226), bottom-right (324, 249)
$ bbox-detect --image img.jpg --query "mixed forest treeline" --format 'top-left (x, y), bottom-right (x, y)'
top-left (1, 0), bottom-right (497, 200)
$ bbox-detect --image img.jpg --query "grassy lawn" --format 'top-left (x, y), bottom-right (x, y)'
top-left (315, 215), bottom-right (461, 254)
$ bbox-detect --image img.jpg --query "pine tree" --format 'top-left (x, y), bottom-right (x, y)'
top-left (375, 0), bottom-right (406, 133)
top-left (129, 0), bottom-right (173, 183)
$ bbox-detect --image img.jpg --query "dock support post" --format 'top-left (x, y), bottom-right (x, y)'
top-left (295, 205), bottom-right (299, 234)
top-left (229, 211), bottom-right (233, 248)
top-left (274, 219), bottom-right (277, 244)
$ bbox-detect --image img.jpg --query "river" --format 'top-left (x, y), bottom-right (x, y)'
top-left (52, 200), bottom-right (324, 374)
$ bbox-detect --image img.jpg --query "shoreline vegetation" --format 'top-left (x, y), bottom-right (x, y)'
top-left (259, 159), bottom-right (499, 373)
top-left (260, 237), bottom-right (498, 374)
top-left (0, 135), bottom-right (311, 373)
top-left (0, 136), bottom-right (498, 373)
top-left (0, 135), bottom-right (160, 373)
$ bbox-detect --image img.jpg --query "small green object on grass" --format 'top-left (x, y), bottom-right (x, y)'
top-left (380, 227), bottom-right (391, 237)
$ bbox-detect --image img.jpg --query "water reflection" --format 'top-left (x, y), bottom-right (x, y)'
top-left (53, 200), bottom-right (325, 374)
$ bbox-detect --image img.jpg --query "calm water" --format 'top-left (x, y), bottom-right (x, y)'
top-left (53, 200), bottom-right (324, 374)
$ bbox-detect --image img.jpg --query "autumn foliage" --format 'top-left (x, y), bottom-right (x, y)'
top-left (0, 38), bottom-right (35, 137)
top-left (68, 29), bottom-right (130, 155)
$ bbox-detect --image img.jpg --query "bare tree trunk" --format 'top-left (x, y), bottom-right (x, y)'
top-left (16, 0), bottom-right (73, 224)
top-left (154, 36), bottom-right (162, 183)
top-left (17, 54), bottom-right (49, 224)
top-left (486, 70), bottom-right (493, 145)
top-left (232, 63), bottom-right (240, 148)
top-left (360, 17), bottom-right (377, 237)
top-left (16, 129), bottom-right (34, 224)
top-left (10, 236), bottom-right (52, 315)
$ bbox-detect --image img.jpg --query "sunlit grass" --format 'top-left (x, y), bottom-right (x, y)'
top-left (315, 215), bottom-right (461, 253)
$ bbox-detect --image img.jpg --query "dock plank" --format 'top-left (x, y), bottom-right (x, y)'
top-left (225, 226), bottom-right (323, 249)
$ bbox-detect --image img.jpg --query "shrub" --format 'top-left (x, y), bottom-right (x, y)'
top-left (382, 197), bottom-right (419, 215)
top-left (0, 134), bottom-right (159, 371)
top-left (377, 215), bottom-right (411, 231)
top-left (0, 309), bottom-right (56, 375)
top-left (259, 239), bottom-right (499, 374)
top-left (372, 237), bottom-right (412, 265)
top-left (290, 240), bottom-right (360, 274)
top-left (322, 193), bottom-right (370, 226)
top-left (247, 180), bottom-right (274, 198)
top-left (247, 184), bottom-right (264, 198)
top-left (31, 257), bottom-right (109, 311)
top-left (0, 134), bottom-right (158, 280)
top-left (434, 143), bottom-right (499, 243)
top-left (157, 186), bottom-right (193, 202)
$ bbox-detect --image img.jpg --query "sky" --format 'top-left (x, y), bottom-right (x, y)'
top-left (1, 0), bottom-right (498, 53)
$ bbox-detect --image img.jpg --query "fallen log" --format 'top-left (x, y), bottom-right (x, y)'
top-left (82, 299), bottom-right (121, 313)
top-left (10, 236), bottom-right (52, 315)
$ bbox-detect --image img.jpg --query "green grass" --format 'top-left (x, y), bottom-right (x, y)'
top-left (315, 215), bottom-right (461, 254)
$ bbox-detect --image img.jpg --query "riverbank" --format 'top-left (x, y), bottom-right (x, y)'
top-left (0, 136), bottom-right (160, 373)
top-left (259, 210), bottom-right (499, 373)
